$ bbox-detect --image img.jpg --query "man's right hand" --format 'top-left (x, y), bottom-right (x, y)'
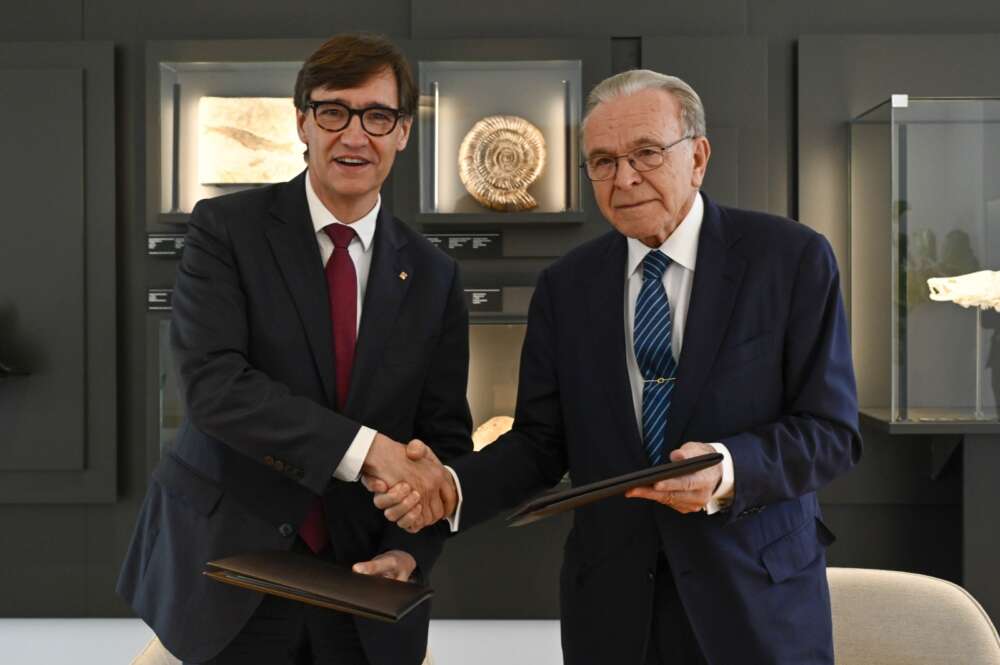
top-left (362, 434), bottom-right (456, 531)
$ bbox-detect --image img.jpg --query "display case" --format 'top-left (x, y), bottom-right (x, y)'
top-left (416, 60), bottom-right (582, 221)
top-left (850, 96), bottom-right (1000, 423)
top-left (146, 40), bottom-right (318, 227)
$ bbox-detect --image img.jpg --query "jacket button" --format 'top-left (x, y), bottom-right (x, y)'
top-left (279, 523), bottom-right (294, 537)
top-left (264, 456), bottom-right (275, 466)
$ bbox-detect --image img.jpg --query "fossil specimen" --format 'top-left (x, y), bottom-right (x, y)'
top-left (458, 115), bottom-right (546, 212)
top-left (198, 96), bottom-right (303, 185)
top-left (927, 270), bottom-right (1000, 311)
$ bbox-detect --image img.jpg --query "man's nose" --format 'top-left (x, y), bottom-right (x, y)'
top-left (613, 157), bottom-right (642, 188)
top-left (339, 115), bottom-right (368, 146)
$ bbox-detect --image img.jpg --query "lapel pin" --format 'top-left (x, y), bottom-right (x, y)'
top-left (399, 271), bottom-right (409, 281)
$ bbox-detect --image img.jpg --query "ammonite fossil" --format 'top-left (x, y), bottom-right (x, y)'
top-left (458, 115), bottom-right (546, 212)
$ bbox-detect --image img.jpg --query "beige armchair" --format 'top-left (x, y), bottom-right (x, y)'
top-left (131, 637), bottom-right (434, 665)
top-left (828, 567), bottom-right (1000, 665)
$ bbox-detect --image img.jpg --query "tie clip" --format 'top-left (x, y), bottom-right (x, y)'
top-left (643, 377), bottom-right (675, 384)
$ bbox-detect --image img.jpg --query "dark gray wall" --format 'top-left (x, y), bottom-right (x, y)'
top-left (2, 0), bottom-right (999, 618)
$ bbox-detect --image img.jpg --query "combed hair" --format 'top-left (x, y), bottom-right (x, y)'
top-left (294, 33), bottom-right (417, 115)
top-left (582, 69), bottom-right (706, 139)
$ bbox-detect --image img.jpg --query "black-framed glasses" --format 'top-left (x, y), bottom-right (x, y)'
top-left (582, 135), bottom-right (694, 181)
top-left (306, 100), bottom-right (406, 136)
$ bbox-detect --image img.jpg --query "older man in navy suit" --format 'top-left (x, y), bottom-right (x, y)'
top-left (375, 69), bottom-right (862, 664)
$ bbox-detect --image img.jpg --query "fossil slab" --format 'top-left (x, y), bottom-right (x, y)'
top-left (458, 115), bottom-right (546, 212)
top-left (927, 270), bottom-right (1000, 311)
top-left (198, 96), bottom-right (303, 185)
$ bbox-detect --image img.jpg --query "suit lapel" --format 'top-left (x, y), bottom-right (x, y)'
top-left (590, 233), bottom-right (648, 469)
top-left (344, 205), bottom-right (411, 416)
top-left (665, 196), bottom-right (746, 449)
top-left (265, 171), bottom-right (338, 408)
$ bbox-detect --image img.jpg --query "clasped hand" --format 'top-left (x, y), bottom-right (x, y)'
top-left (361, 434), bottom-right (455, 533)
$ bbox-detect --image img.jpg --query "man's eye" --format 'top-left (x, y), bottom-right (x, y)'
top-left (591, 157), bottom-right (614, 169)
top-left (367, 111), bottom-right (393, 123)
top-left (634, 147), bottom-right (660, 159)
top-left (319, 107), bottom-right (346, 119)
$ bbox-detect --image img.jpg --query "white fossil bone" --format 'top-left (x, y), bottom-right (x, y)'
top-left (927, 270), bottom-right (1000, 311)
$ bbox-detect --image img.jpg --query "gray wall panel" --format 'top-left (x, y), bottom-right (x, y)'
top-left (0, 42), bottom-right (116, 503)
top-left (128, 0), bottom-right (409, 40)
top-left (0, 0), bottom-right (81, 42)
top-left (643, 37), bottom-right (768, 212)
top-left (412, 0), bottom-right (747, 39)
top-left (0, 69), bottom-right (85, 471)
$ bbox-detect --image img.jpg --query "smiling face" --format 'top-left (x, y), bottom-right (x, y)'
top-left (296, 67), bottom-right (412, 222)
top-left (583, 88), bottom-right (710, 247)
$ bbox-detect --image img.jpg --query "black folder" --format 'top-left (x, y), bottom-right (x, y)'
top-left (506, 452), bottom-right (724, 527)
top-left (204, 551), bottom-right (433, 623)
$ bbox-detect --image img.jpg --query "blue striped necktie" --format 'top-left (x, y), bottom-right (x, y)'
top-left (634, 250), bottom-right (676, 465)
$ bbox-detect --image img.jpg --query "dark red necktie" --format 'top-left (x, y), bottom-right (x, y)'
top-left (300, 223), bottom-right (358, 554)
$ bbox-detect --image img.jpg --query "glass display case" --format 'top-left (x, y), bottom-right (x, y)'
top-left (416, 60), bottom-right (582, 221)
top-left (851, 96), bottom-right (1000, 423)
top-left (153, 60), bottom-right (303, 223)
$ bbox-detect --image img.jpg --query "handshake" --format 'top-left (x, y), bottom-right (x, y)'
top-left (360, 433), bottom-right (456, 533)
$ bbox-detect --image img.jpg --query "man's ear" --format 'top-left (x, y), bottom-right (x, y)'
top-left (395, 115), bottom-right (413, 152)
top-left (296, 108), bottom-right (309, 145)
top-left (690, 136), bottom-right (711, 189)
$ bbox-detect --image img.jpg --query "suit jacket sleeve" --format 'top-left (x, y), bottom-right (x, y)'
top-left (171, 200), bottom-right (361, 496)
top-left (722, 233), bottom-right (862, 520)
top-left (378, 259), bottom-right (474, 571)
top-left (448, 269), bottom-right (569, 530)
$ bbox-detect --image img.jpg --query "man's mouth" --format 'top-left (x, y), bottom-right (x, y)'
top-left (615, 200), bottom-right (654, 210)
top-left (333, 156), bottom-right (372, 168)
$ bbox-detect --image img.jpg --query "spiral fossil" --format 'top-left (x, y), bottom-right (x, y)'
top-left (458, 115), bottom-right (546, 212)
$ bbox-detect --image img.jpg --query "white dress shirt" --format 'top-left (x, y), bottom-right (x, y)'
top-left (304, 173), bottom-right (378, 482)
top-left (624, 192), bottom-right (734, 513)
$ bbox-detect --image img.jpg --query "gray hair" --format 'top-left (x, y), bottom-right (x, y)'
top-left (582, 69), bottom-right (706, 140)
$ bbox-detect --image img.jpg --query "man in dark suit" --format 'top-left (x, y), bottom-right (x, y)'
top-left (117, 34), bottom-right (471, 665)
top-left (375, 69), bottom-right (862, 664)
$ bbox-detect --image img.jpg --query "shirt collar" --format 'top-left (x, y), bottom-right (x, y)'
top-left (305, 171), bottom-right (379, 252)
top-left (626, 191), bottom-right (704, 277)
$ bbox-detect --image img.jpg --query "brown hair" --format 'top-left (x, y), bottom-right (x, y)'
top-left (294, 33), bottom-right (417, 115)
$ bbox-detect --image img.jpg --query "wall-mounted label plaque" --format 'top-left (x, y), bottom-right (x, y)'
top-left (148, 234), bottom-right (186, 257)
top-left (464, 288), bottom-right (503, 313)
top-left (425, 232), bottom-right (502, 259)
top-left (148, 289), bottom-right (173, 311)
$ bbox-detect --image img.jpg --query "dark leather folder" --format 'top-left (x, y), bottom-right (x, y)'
top-left (507, 452), bottom-right (724, 527)
top-left (204, 551), bottom-right (433, 623)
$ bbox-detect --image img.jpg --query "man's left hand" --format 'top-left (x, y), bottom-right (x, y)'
top-left (352, 550), bottom-right (417, 582)
top-left (625, 442), bottom-right (722, 513)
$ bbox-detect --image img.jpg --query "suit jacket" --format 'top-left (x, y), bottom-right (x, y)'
top-left (450, 194), bottom-right (862, 665)
top-left (117, 172), bottom-right (473, 665)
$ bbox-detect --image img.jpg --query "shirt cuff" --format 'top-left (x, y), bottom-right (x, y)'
top-left (704, 442), bottom-right (735, 515)
top-left (332, 426), bottom-right (377, 481)
top-left (443, 465), bottom-right (464, 533)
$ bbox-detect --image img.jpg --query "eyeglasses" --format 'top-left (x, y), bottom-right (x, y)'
top-left (583, 135), bottom-right (694, 181)
top-left (306, 100), bottom-right (406, 136)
